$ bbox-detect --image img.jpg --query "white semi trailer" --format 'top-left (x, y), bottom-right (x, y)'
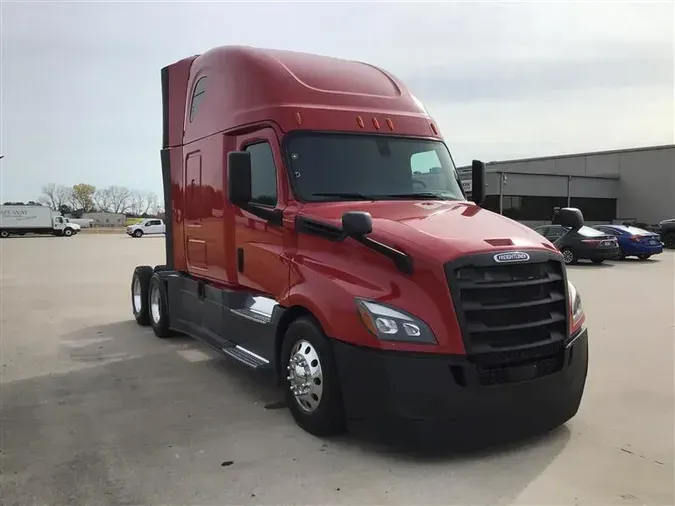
top-left (0, 205), bottom-right (80, 238)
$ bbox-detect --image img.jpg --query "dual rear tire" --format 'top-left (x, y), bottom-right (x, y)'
top-left (131, 266), bottom-right (172, 338)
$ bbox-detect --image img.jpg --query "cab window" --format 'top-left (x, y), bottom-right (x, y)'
top-left (189, 77), bottom-right (208, 123)
top-left (245, 142), bottom-right (278, 207)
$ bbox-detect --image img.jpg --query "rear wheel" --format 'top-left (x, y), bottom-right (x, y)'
top-left (0, 230), bottom-right (9, 238)
top-left (561, 248), bottom-right (577, 265)
top-left (281, 316), bottom-right (346, 437)
top-left (131, 266), bottom-right (154, 325)
top-left (148, 273), bottom-right (172, 338)
top-left (133, 229), bottom-right (143, 238)
top-left (662, 233), bottom-right (675, 249)
top-left (637, 254), bottom-right (651, 260)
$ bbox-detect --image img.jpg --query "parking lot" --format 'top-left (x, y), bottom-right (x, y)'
top-left (1, 234), bottom-right (673, 505)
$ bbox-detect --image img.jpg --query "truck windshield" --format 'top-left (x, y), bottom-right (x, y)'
top-left (285, 132), bottom-right (465, 202)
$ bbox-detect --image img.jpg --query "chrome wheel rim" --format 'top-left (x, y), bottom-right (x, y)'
top-left (150, 283), bottom-right (161, 324)
top-left (132, 277), bottom-right (142, 314)
top-left (562, 250), bottom-right (573, 264)
top-left (287, 339), bottom-right (323, 413)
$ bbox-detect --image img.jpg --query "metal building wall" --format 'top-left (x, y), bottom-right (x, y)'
top-left (614, 147), bottom-right (674, 224)
top-left (459, 144), bottom-right (674, 224)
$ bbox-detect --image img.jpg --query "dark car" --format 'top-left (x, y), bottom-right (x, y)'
top-left (658, 219), bottom-right (675, 249)
top-left (594, 224), bottom-right (663, 260)
top-left (534, 224), bottom-right (620, 265)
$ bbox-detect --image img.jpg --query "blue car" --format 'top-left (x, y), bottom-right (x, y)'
top-left (594, 224), bottom-right (664, 260)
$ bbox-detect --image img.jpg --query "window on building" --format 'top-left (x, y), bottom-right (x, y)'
top-left (518, 196), bottom-right (568, 221)
top-left (570, 197), bottom-right (616, 222)
top-left (245, 142), bottom-right (278, 207)
top-left (189, 77), bottom-right (208, 123)
top-left (482, 195), bottom-right (499, 213)
top-left (482, 195), bottom-right (568, 221)
top-left (502, 196), bottom-right (523, 219)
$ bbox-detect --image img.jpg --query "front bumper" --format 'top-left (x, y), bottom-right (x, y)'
top-left (332, 330), bottom-right (588, 437)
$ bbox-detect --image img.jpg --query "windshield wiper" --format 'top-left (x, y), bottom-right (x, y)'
top-left (312, 192), bottom-right (378, 200)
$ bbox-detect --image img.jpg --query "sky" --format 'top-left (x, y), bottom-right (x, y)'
top-left (1, 0), bottom-right (673, 202)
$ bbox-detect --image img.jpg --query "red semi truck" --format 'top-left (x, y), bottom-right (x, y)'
top-left (131, 45), bottom-right (588, 438)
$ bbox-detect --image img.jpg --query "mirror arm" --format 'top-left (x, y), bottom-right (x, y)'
top-left (353, 235), bottom-right (414, 275)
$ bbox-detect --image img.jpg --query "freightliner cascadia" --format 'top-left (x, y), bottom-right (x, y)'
top-left (130, 45), bottom-right (589, 439)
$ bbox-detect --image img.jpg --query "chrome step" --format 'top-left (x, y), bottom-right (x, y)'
top-left (222, 345), bottom-right (270, 369)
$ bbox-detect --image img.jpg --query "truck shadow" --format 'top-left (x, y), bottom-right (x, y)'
top-left (2, 319), bottom-right (573, 505)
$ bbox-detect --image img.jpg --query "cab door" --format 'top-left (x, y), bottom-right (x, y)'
top-left (53, 216), bottom-right (65, 232)
top-left (231, 127), bottom-right (290, 358)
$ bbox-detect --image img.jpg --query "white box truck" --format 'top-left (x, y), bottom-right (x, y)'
top-left (0, 205), bottom-right (81, 238)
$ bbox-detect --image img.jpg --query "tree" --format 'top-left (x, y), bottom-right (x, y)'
top-left (70, 184), bottom-right (96, 213)
top-left (39, 184), bottom-right (72, 211)
top-left (128, 190), bottom-right (159, 216)
top-left (94, 185), bottom-right (131, 213)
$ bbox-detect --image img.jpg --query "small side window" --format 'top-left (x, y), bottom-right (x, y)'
top-left (189, 77), bottom-right (208, 123)
top-left (245, 142), bottom-right (278, 207)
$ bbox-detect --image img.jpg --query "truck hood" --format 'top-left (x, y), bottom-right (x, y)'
top-left (298, 200), bottom-right (556, 261)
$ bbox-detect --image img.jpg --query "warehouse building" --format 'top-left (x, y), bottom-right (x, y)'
top-left (458, 144), bottom-right (674, 227)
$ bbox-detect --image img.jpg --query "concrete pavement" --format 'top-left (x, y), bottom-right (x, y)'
top-left (1, 234), bottom-right (673, 505)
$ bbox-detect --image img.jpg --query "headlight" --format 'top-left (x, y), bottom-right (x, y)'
top-left (567, 280), bottom-right (586, 336)
top-left (356, 299), bottom-right (437, 344)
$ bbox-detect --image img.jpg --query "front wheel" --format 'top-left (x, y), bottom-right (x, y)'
top-left (0, 230), bottom-right (9, 239)
top-left (637, 254), bottom-right (651, 260)
top-left (281, 317), bottom-right (346, 437)
top-left (133, 230), bottom-right (143, 238)
top-left (561, 248), bottom-right (577, 265)
top-left (63, 228), bottom-right (74, 237)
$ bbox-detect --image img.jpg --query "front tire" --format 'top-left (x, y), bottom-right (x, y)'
top-left (133, 229), bottom-right (143, 238)
top-left (131, 266), bottom-right (154, 325)
top-left (561, 248), bottom-right (577, 265)
top-left (148, 273), bottom-right (172, 338)
top-left (0, 230), bottom-right (9, 239)
top-left (63, 228), bottom-right (74, 237)
top-left (281, 317), bottom-right (346, 437)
